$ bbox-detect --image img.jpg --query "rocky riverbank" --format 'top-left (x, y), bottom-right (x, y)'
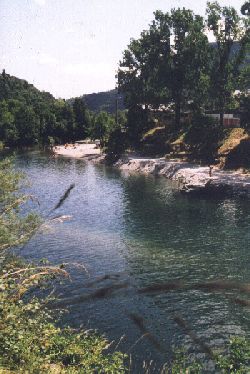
top-left (53, 144), bottom-right (250, 197)
top-left (115, 157), bottom-right (250, 197)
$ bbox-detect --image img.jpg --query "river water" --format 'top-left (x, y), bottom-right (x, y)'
top-left (16, 150), bottom-right (250, 372)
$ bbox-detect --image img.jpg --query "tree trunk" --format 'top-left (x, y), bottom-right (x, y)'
top-left (175, 97), bottom-right (181, 129)
top-left (220, 111), bottom-right (224, 127)
top-left (219, 93), bottom-right (225, 127)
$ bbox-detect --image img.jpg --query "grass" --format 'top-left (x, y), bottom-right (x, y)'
top-left (218, 128), bottom-right (249, 156)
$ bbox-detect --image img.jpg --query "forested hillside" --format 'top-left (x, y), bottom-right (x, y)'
top-left (0, 71), bottom-right (127, 151)
top-left (0, 71), bottom-right (91, 146)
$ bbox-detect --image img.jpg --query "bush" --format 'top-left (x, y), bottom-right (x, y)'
top-left (216, 337), bottom-right (250, 373)
top-left (185, 114), bottom-right (224, 161)
top-left (105, 127), bottom-right (127, 163)
top-left (0, 266), bottom-right (126, 373)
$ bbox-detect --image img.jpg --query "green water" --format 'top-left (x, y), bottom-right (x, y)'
top-left (16, 151), bottom-right (250, 372)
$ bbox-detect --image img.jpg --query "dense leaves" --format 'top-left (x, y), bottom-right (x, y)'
top-left (0, 158), bottom-right (40, 251)
top-left (0, 71), bottom-right (127, 155)
top-left (206, 1), bottom-right (249, 125)
top-left (0, 275), bottom-right (126, 373)
top-left (0, 72), bottom-right (92, 146)
top-left (118, 2), bottom-right (249, 146)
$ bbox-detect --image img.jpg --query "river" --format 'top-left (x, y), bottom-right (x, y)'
top-left (15, 150), bottom-right (250, 372)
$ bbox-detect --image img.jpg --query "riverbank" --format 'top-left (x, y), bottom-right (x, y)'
top-left (53, 143), bottom-right (101, 158)
top-left (53, 144), bottom-right (250, 197)
top-left (116, 157), bottom-right (250, 197)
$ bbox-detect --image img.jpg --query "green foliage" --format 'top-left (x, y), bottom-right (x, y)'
top-left (73, 98), bottom-right (90, 140)
top-left (103, 110), bottom-right (128, 162)
top-left (241, 2), bottom-right (250, 16)
top-left (0, 274), bottom-right (126, 373)
top-left (184, 114), bottom-right (224, 161)
top-left (238, 93), bottom-right (250, 129)
top-left (88, 111), bottom-right (116, 145)
top-left (118, 2), bottom-right (248, 149)
top-left (118, 7), bottom-right (212, 135)
top-left (169, 349), bottom-right (202, 373)
top-left (206, 1), bottom-right (248, 124)
top-left (141, 126), bottom-right (170, 156)
top-left (105, 127), bottom-right (127, 163)
top-left (216, 337), bottom-right (250, 373)
top-left (0, 72), bottom-right (55, 146)
top-left (0, 158), bottom-right (40, 252)
top-left (0, 72), bottom-right (93, 146)
top-left (125, 105), bottom-right (153, 146)
top-left (168, 339), bottom-right (250, 374)
top-left (69, 89), bottom-right (124, 114)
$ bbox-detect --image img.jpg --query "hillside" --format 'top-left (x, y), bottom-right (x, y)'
top-left (0, 70), bottom-right (55, 106)
top-left (0, 71), bottom-right (89, 146)
top-left (69, 89), bottom-right (125, 114)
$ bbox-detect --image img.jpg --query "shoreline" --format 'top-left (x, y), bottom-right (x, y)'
top-left (53, 144), bottom-right (250, 197)
top-left (116, 157), bottom-right (250, 196)
top-left (53, 143), bottom-right (101, 159)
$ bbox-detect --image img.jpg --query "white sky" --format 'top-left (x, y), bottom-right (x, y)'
top-left (0, 0), bottom-right (244, 98)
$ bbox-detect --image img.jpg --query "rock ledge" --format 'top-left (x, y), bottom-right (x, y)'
top-left (115, 157), bottom-right (250, 197)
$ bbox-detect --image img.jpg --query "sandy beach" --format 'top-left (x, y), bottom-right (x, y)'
top-left (53, 143), bottom-right (101, 158)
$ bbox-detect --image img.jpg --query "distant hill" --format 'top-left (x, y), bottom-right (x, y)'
top-left (0, 71), bottom-right (83, 146)
top-left (68, 89), bottom-right (125, 114)
top-left (0, 70), bottom-right (55, 105)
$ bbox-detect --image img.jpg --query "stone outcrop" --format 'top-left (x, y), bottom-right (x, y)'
top-left (116, 157), bottom-right (250, 197)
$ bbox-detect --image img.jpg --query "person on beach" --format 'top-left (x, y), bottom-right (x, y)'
top-left (209, 165), bottom-right (213, 177)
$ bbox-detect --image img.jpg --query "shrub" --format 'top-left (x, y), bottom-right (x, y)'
top-left (0, 158), bottom-right (126, 373)
top-left (0, 267), bottom-right (126, 373)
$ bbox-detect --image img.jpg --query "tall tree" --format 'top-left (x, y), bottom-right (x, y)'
top-left (89, 111), bottom-right (115, 145)
top-left (206, 1), bottom-right (248, 125)
top-left (72, 98), bottom-right (90, 140)
top-left (118, 8), bottom-right (211, 138)
top-left (167, 8), bottom-right (210, 127)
